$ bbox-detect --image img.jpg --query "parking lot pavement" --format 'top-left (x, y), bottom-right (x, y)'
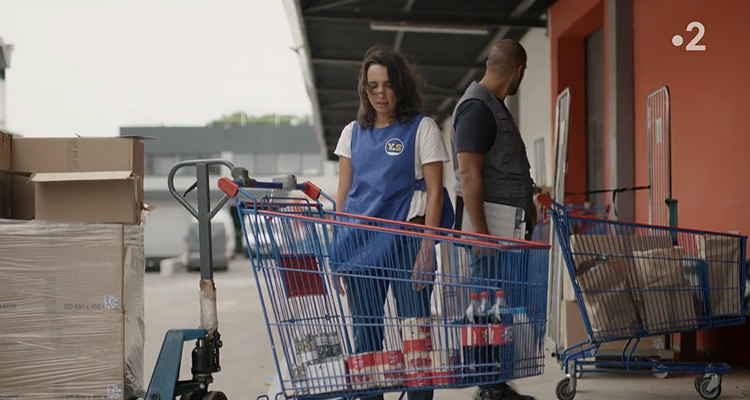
top-left (145, 258), bottom-right (750, 400)
top-left (144, 258), bottom-right (276, 399)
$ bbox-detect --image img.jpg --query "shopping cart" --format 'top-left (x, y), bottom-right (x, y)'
top-left (538, 194), bottom-right (747, 400)
top-left (218, 171), bottom-right (551, 400)
top-left (534, 202), bottom-right (610, 242)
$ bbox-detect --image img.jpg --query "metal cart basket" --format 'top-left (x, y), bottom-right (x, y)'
top-left (539, 194), bottom-right (747, 400)
top-left (218, 172), bottom-right (550, 400)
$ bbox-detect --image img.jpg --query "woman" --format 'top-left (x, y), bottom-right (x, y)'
top-left (333, 45), bottom-right (452, 400)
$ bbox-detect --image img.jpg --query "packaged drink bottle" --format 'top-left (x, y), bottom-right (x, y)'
top-left (476, 292), bottom-right (491, 382)
top-left (488, 290), bottom-right (514, 381)
top-left (462, 293), bottom-right (484, 383)
top-left (464, 292), bottom-right (481, 323)
top-left (477, 292), bottom-right (489, 323)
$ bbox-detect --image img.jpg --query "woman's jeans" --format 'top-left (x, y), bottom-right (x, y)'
top-left (345, 235), bottom-right (435, 400)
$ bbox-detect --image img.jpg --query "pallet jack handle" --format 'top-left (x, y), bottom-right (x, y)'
top-left (144, 159), bottom-right (234, 400)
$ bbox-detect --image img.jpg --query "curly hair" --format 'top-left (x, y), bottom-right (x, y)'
top-left (356, 45), bottom-right (424, 130)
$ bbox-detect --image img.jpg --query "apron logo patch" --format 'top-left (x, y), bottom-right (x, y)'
top-left (385, 138), bottom-right (404, 156)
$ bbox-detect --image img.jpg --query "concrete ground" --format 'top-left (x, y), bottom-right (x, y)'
top-left (144, 259), bottom-right (750, 399)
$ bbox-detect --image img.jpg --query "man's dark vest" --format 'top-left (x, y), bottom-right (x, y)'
top-left (453, 81), bottom-right (534, 216)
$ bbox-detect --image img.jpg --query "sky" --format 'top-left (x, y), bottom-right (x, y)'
top-left (0, 0), bottom-right (313, 137)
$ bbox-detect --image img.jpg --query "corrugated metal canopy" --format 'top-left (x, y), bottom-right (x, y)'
top-left (286, 0), bottom-right (555, 160)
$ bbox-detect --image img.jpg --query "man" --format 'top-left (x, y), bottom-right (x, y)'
top-left (451, 39), bottom-right (536, 400)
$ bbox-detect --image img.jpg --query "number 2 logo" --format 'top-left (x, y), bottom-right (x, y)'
top-left (686, 21), bottom-right (705, 51)
top-left (672, 22), bottom-right (706, 51)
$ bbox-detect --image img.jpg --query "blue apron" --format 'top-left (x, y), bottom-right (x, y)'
top-left (331, 114), bottom-right (454, 272)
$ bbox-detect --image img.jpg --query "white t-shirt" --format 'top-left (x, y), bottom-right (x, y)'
top-left (334, 116), bottom-right (450, 221)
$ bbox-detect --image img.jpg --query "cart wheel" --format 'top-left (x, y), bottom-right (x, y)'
top-left (479, 388), bottom-right (494, 400)
top-left (698, 378), bottom-right (722, 399)
top-left (695, 375), bottom-right (705, 392)
top-left (555, 378), bottom-right (576, 400)
top-left (202, 391), bottom-right (228, 400)
top-left (653, 370), bottom-right (668, 379)
top-left (653, 371), bottom-right (668, 379)
top-left (695, 374), bottom-right (719, 392)
top-left (180, 392), bottom-right (203, 400)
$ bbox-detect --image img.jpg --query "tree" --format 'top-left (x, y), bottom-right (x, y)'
top-left (208, 112), bottom-right (310, 126)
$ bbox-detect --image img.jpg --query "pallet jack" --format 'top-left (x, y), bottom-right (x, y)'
top-left (143, 159), bottom-right (233, 400)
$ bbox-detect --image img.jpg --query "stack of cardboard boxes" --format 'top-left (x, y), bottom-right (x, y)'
top-left (0, 131), bottom-right (146, 400)
top-left (558, 234), bottom-right (673, 356)
top-left (559, 230), bottom-right (744, 359)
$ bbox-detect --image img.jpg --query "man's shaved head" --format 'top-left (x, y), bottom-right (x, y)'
top-left (481, 39), bottom-right (527, 97)
top-left (486, 39), bottom-right (527, 75)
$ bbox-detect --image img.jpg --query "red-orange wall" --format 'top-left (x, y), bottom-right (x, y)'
top-left (632, 0), bottom-right (750, 233)
top-left (549, 0), bottom-right (603, 205)
top-left (632, 0), bottom-right (750, 364)
top-left (550, 0), bottom-right (750, 364)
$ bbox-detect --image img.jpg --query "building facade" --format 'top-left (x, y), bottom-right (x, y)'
top-left (120, 124), bottom-right (330, 266)
top-left (547, 0), bottom-right (750, 364)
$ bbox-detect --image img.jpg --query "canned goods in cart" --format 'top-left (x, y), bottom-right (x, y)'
top-left (401, 317), bottom-right (432, 339)
top-left (404, 351), bottom-right (431, 368)
top-left (372, 350), bottom-right (405, 388)
top-left (403, 336), bottom-right (433, 353)
top-left (429, 350), bottom-right (460, 386)
top-left (404, 371), bottom-right (432, 388)
top-left (346, 353), bottom-right (376, 390)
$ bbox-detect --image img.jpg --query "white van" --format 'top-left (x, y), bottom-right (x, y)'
top-left (182, 210), bottom-right (236, 271)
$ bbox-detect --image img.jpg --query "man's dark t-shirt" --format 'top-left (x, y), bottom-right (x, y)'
top-left (452, 98), bottom-right (499, 231)
top-left (453, 99), bottom-right (498, 155)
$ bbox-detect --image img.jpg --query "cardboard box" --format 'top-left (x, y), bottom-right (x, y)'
top-left (560, 300), bottom-right (667, 353)
top-left (11, 137), bottom-right (144, 181)
top-left (696, 234), bottom-right (744, 317)
top-left (638, 289), bottom-right (698, 333)
top-left (9, 171), bottom-right (33, 220)
top-left (0, 130), bottom-right (10, 218)
top-left (0, 221), bottom-right (145, 399)
top-left (32, 170), bottom-right (140, 224)
top-left (563, 234), bottom-right (674, 301)
top-left (575, 259), bottom-right (640, 340)
top-left (0, 222), bottom-right (142, 314)
top-left (0, 314), bottom-right (126, 397)
top-left (632, 246), bottom-right (688, 289)
top-left (630, 246), bottom-right (699, 333)
top-left (9, 136), bottom-right (145, 224)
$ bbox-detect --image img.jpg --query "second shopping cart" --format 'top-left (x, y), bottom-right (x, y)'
top-left (539, 194), bottom-right (747, 400)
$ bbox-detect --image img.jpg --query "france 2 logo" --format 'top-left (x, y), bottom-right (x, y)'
top-left (385, 138), bottom-right (404, 156)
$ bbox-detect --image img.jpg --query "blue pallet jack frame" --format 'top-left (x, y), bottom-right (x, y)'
top-left (144, 159), bottom-right (234, 400)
